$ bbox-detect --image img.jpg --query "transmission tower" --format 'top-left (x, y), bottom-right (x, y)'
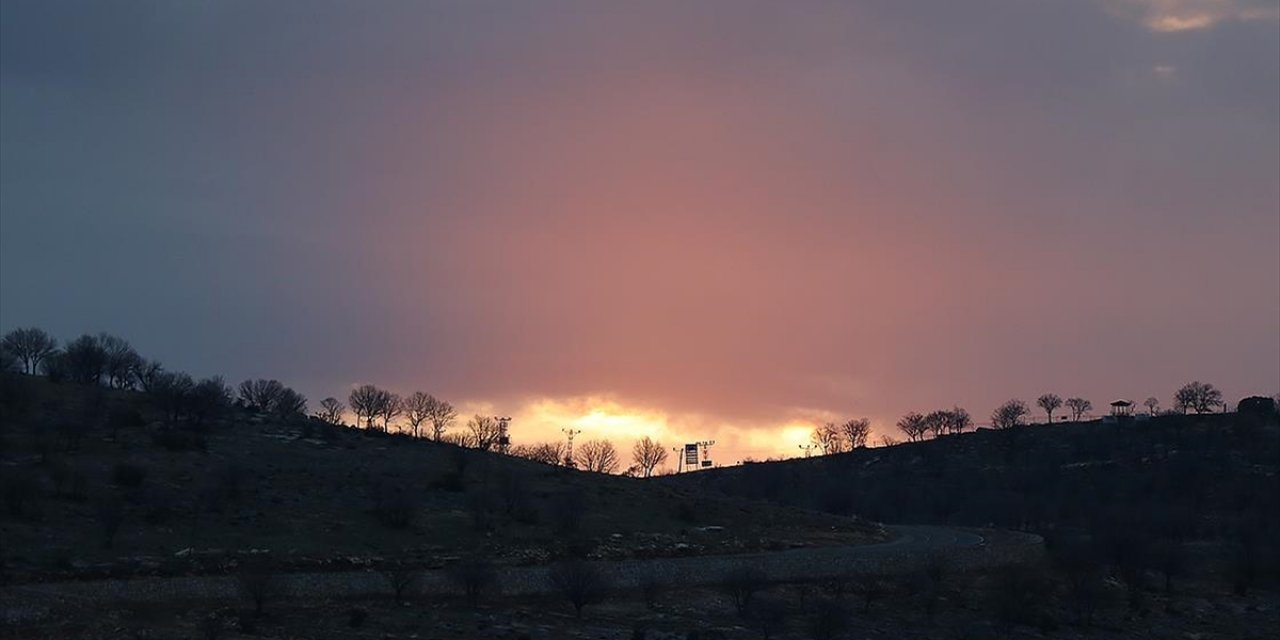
top-left (798, 443), bottom-right (815, 458)
top-left (494, 416), bottom-right (511, 454)
top-left (561, 428), bottom-right (581, 468)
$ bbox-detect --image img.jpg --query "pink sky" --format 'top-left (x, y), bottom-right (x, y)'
top-left (2, 1), bottom-right (1277, 466)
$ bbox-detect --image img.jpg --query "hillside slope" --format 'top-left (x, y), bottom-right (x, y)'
top-left (0, 376), bottom-right (883, 583)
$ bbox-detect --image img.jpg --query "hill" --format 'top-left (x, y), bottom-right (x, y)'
top-left (664, 412), bottom-right (1280, 588)
top-left (0, 375), bottom-right (882, 585)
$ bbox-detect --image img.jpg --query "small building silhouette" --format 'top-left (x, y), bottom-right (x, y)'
top-left (1103, 399), bottom-right (1134, 424)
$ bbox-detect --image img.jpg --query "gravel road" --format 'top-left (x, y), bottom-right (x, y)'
top-left (1, 525), bottom-right (1040, 623)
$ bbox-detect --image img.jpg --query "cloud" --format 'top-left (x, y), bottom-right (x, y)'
top-left (2, 0), bottom-right (1277, 465)
top-left (1109, 0), bottom-right (1280, 31)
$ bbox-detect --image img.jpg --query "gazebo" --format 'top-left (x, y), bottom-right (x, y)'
top-left (1109, 400), bottom-right (1134, 418)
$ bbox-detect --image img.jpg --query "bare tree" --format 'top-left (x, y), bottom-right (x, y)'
top-left (238, 379), bottom-right (286, 413)
top-left (98, 333), bottom-right (140, 389)
top-left (1037, 393), bottom-right (1063, 423)
top-left (446, 555), bottom-right (497, 607)
top-left (188, 376), bottom-right (232, 426)
top-left (944, 407), bottom-right (972, 434)
top-left (402, 391), bottom-right (433, 438)
top-left (274, 387), bottom-right (307, 418)
top-left (236, 556), bottom-right (280, 615)
top-left (348, 384), bottom-right (386, 430)
top-left (1065, 397), bottom-right (1093, 421)
top-left (720, 565), bottom-right (768, 616)
top-left (811, 422), bottom-right (845, 453)
top-left (575, 439), bottom-right (620, 473)
top-left (512, 441), bottom-right (566, 465)
top-left (749, 595), bottom-right (789, 639)
top-left (0, 346), bottom-right (17, 373)
top-left (382, 563), bottom-right (419, 602)
top-left (839, 418), bottom-right (872, 448)
top-left (924, 410), bottom-right (949, 439)
top-left (548, 559), bottom-right (609, 618)
top-left (427, 396), bottom-right (457, 441)
top-left (378, 392), bottom-right (403, 432)
top-left (1, 327), bottom-right (58, 375)
top-left (465, 414), bottom-right (502, 450)
top-left (897, 412), bottom-right (929, 442)
top-left (62, 334), bottom-right (108, 385)
top-left (631, 436), bottom-right (668, 477)
top-left (991, 399), bottom-right (1029, 429)
top-left (316, 397), bottom-right (345, 425)
top-left (1142, 396), bottom-right (1160, 415)
top-left (1175, 381), bottom-right (1222, 414)
top-left (14, 331), bottom-right (53, 373)
top-left (133, 359), bottom-right (165, 392)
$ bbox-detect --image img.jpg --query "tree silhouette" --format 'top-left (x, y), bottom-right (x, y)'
top-left (348, 384), bottom-right (387, 430)
top-left (897, 412), bottom-right (929, 442)
top-left (1174, 381), bottom-right (1222, 414)
top-left (839, 417), bottom-right (872, 447)
top-left (575, 439), bottom-right (619, 473)
top-left (1143, 396), bottom-right (1160, 415)
top-left (991, 399), bottom-right (1029, 429)
top-left (631, 436), bottom-right (668, 477)
top-left (1, 327), bottom-right (57, 375)
top-left (811, 422), bottom-right (845, 453)
top-left (316, 397), bottom-right (345, 425)
top-left (548, 559), bottom-right (609, 618)
top-left (428, 396), bottom-right (457, 441)
top-left (513, 441), bottom-right (565, 465)
top-left (1037, 393), bottom-right (1063, 423)
top-left (466, 415), bottom-right (502, 450)
top-left (1065, 397), bottom-right (1092, 421)
top-left (402, 391), bottom-right (434, 438)
top-left (61, 334), bottom-right (108, 385)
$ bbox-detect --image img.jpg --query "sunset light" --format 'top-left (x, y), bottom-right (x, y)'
top-left (1, 2), bottom-right (1277, 633)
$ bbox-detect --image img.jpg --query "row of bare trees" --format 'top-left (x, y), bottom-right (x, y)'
top-left (335, 384), bottom-right (460, 439)
top-left (809, 418), bottom-right (872, 454)
top-left (895, 408), bottom-right (973, 442)
top-left (0, 327), bottom-right (317, 426)
top-left (508, 435), bottom-right (670, 477)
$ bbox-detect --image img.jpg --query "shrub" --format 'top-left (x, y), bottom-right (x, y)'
top-left (445, 555), bottom-right (497, 607)
top-left (806, 597), bottom-right (850, 640)
top-left (719, 565), bottom-right (767, 616)
top-left (851, 572), bottom-right (891, 614)
top-left (749, 594), bottom-right (788, 639)
top-left (548, 559), bottom-right (610, 618)
top-left (236, 555), bottom-right (280, 615)
top-left (373, 487), bottom-right (415, 529)
top-left (383, 564), bottom-right (419, 601)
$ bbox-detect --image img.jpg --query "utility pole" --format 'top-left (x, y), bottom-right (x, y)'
top-left (798, 443), bottom-right (815, 458)
top-left (561, 428), bottom-right (581, 468)
top-left (494, 416), bottom-right (511, 454)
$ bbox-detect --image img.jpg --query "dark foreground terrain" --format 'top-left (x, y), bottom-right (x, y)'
top-left (3, 372), bottom-right (1278, 638)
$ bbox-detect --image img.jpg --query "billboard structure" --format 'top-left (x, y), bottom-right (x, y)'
top-left (677, 441), bottom-right (715, 472)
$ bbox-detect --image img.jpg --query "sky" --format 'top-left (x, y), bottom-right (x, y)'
top-left (2, 0), bottom-right (1278, 465)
